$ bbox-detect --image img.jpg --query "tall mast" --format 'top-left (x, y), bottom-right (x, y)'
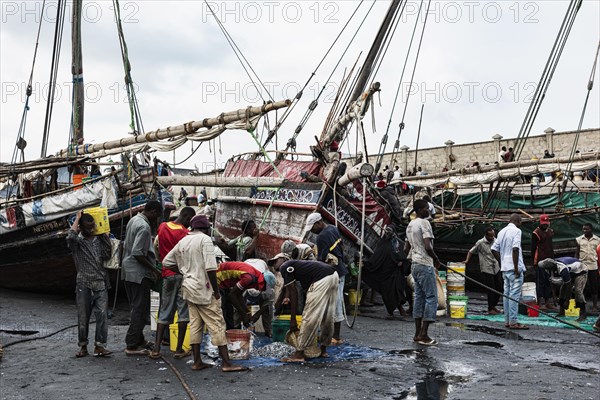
top-left (71, 0), bottom-right (84, 146)
top-left (347, 0), bottom-right (401, 107)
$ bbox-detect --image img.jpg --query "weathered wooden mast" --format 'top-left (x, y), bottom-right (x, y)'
top-left (71, 0), bottom-right (84, 146)
top-left (323, 0), bottom-right (402, 148)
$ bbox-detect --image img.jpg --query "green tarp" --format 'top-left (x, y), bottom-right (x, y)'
top-left (435, 191), bottom-right (600, 211)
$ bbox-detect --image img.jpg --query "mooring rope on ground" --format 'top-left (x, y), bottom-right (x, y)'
top-left (2, 322), bottom-right (198, 400)
top-left (444, 263), bottom-right (600, 339)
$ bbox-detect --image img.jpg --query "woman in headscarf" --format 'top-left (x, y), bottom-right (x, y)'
top-left (362, 225), bottom-right (410, 319)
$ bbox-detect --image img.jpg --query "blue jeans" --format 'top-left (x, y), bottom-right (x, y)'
top-left (503, 270), bottom-right (524, 324)
top-left (412, 264), bottom-right (437, 322)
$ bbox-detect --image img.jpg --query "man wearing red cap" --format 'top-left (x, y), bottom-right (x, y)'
top-left (531, 214), bottom-right (556, 310)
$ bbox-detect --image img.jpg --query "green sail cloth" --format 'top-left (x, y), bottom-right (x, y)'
top-left (434, 191), bottom-right (600, 211)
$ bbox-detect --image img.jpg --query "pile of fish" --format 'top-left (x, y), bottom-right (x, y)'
top-left (251, 342), bottom-right (296, 358)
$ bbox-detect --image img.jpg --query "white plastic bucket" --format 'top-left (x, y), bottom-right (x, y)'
top-left (447, 262), bottom-right (466, 295)
top-left (521, 282), bottom-right (537, 302)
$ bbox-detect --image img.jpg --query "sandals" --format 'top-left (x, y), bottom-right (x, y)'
top-left (173, 350), bottom-right (191, 359)
top-left (508, 323), bottom-right (529, 330)
top-left (148, 351), bottom-right (162, 360)
top-left (94, 347), bottom-right (112, 357)
top-left (125, 348), bottom-right (150, 356)
top-left (330, 338), bottom-right (344, 346)
top-left (417, 338), bottom-right (438, 346)
top-left (75, 348), bottom-right (89, 358)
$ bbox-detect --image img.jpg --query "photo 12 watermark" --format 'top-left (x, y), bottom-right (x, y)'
top-left (201, 1), bottom-right (340, 24)
top-left (1, 1), bottom-right (140, 24)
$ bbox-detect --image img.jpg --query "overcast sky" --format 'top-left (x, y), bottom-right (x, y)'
top-left (1, 0), bottom-right (599, 172)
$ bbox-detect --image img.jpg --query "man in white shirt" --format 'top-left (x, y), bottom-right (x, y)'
top-left (575, 223), bottom-right (600, 312)
top-left (404, 199), bottom-right (441, 346)
top-left (163, 215), bottom-right (246, 372)
top-left (491, 214), bottom-right (528, 330)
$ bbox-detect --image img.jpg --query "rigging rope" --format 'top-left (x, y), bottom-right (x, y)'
top-left (512, 0), bottom-right (582, 160)
top-left (40, 0), bottom-right (67, 158)
top-left (560, 40), bottom-right (600, 196)
top-left (260, 0), bottom-right (367, 150)
top-left (7, 0), bottom-right (47, 199)
top-left (203, 0), bottom-right (273, 103)
top-left (386, 0), bottom-right (431, 175)
top-left (373, 0), bottom-right (425, 174)
top-left (112, 0), bottom-right (145, 136)
top-left (282, 1), bottom-right (378, 154)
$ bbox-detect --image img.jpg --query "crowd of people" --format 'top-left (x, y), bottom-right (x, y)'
top-left (66, 195), bottom-right (600, 369)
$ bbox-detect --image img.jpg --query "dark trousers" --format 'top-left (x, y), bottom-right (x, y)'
top-left (483, 271), bottom-right (503, 311)
top-left (586, 269), bottom-right (599, 296)
top-left (76, 283), bottom-right (108, 347)
top-left (536, 267), bottom-right (552, 301)
top-left (220, 288), bottom-right (237, 330)
top-left (124, 278), bottom-right (151, 350)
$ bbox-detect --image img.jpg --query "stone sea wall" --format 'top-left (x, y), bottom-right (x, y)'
top-left (374, 127), bottom-right (599, 175)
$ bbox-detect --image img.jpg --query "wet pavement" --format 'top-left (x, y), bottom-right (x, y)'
top-left (1, 289), bottom-right (599, 400)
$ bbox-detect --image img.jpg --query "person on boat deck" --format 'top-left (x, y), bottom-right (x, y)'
top-left (463, 227), bottom-right (502, 315)
top-left (122, 200), bottom-right (163, 355)
top-left (538, 257), bottom-right (588, 321)
top-left (216, 260), bottom-right (276, 332)
top-left (543, 150), bottom-right (555, 159)
top-left (405, 199), bottom-right (440, 345)
top-left (362, 225), bottom-right (410, 319)
top-left (305, 212), bottom-right (347, 345)
top-left (67, 210), bottom-right (113, 358)
top-left (531, 214), bottom-right (557, 310)
top-left (576, 223), bottom-right (600, 312)
top-left (499, 146), bottom-right (507, 162)
top-left (149, 206), bottom-right (195, 360)
top-left (272, 258), bottom-right (339, 363)
top-left (217, 220), bottom-right (260, 261)
top-left (491, 214), bottom-right (529, 330)
top-left (161, 215), bottom-right (246, 372)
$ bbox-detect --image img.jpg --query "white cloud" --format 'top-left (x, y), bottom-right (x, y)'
top-left (1, 0), bottom-right (598, 171)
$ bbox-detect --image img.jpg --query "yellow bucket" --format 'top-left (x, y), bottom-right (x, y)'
top-left (565, 299), bottom-right (580, 317)
top-left (348, 289), bottom-right (363, 306)
top-left (84, 207), bottom-right (110, 235)
top-left (169, 323), bottom-right (191, 352)
top-left (449, 296), bottom-right (468, 319)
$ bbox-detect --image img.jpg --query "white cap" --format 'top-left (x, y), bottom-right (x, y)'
top-left (303, 212), bottom-right (322, 233)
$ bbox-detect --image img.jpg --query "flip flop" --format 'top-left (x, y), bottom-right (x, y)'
top-left (508, 324), bottom-right (529, 330)
top-left (330, 338), bottom-right (344, 346)
top-left (75, 349), bottom-right (89, 358)
top-left (281, 357), bottom-right (305, 363)
top-left (222, 365), bottom-right (249, 372)
top-left (148, 351), bottom-right (162, 360)
top-left (417, 338), bottom-right (438, 346)
top-left (173, 350), bottom-right (191, 359)
top-left (125, 348), bottom-right (150, 356)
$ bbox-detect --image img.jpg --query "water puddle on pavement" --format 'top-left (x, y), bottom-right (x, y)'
top-left (463, 341), bottom-right (504, 349)
top-left (550, 362), bottom-right (599, 374)
top-left (393, 372), bottom-right (450, 400)
top-left (0, 329), bottom-right (39, 336)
